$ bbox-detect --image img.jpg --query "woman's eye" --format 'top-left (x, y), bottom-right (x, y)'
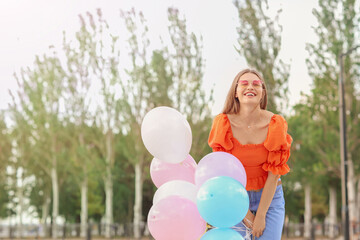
top-left (239, 80), bottom-right (248, 85)
top-left (253, 80), bottom-right (261, 86)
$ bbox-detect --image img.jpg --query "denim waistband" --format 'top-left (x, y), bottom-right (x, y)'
top-left (247, 184), bottom-right (285, 212)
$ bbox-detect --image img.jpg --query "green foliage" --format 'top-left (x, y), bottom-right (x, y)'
top-left (59, 175), bottom-right (81, 222)
top-left (28, 170), bottom-right (51, 219)
top-left (0, 113), bottom-right (11, 174)
top-left (0, 113), bottom-right (12, 216)
top-left (282, 181), bottom-right (304, 222)
top-left (286, 0), bottom-right (360, 223)
top-left (306, 0), bottom-right (360, 189)
top-left (0, 181), bottom-right (10, 218)
top-left (112, 157), bottom-right (134, 223)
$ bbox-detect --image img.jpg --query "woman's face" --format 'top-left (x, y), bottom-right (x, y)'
top-left (235, 72), bottom-right (264, 106)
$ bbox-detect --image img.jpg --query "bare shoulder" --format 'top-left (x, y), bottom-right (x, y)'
top-left (261, 110), bottom-right (275, 124)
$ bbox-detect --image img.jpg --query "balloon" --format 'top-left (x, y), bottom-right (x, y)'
top-left (141, 107), bottom-right (192, 164)
top-left (150, 155), bottom-right (197, 187)
top-left (148, 196), bottom-right (207, 240)
top-left (153, 180), bottom-right (197, 205)
top-left (201, 228), bottom-right (244, 240)
top-left (195, 152), bottom-right (247, 188)
top-left (197, 176), bottom-right (249, 228)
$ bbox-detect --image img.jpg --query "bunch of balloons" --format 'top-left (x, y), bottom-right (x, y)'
top-left (142, 107), bottom-right (250, 240)
top-left (195, 152), bottom-right (249, 239)
top-left (142, 107), bottom-right (207, 240)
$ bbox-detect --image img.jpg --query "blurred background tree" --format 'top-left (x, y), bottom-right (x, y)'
top-left (287, 0), bottom-right (360, 237)
top-left (0, 6), bottom-right (213, 240)
top-left (233, 0), bottom-right (290, 113)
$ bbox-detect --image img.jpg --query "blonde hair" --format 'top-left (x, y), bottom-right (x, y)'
top-left (222, 68), bottom-right (268, 114)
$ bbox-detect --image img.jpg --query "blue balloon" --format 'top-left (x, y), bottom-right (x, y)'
top-left (197, 176), bottom-right (249, 228)
top-left (201, 228), bottom-right (244, 240)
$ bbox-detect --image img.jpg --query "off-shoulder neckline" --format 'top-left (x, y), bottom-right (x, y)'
top-left (223, 113), bottom-right (277, 147)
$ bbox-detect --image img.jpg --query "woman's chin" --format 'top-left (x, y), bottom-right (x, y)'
top-left (240, 99), bottom-right (260, 106)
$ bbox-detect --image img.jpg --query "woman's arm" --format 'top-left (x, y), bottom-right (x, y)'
top-left (252, 171), bottom-right (280, 237)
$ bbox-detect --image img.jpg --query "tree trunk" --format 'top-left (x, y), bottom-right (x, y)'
top-left (304, 184), bottom-right (312, 239)
top-left (104, 130), bottom-right (114, 238)
top-left (80, 176), bottom-right (88, 237)
top-left (51, 166), bottom-right (59, 239)
top-left (104, 167), bottom-right (113, 238)
top-left (328, 187), bottom-right (336, 239)
top-left (133, 162), bottom-right (143, 239)
top-left (79, 132), bottom-right (88, 237)
top-left (357, 177), bottom-right (360, 223)
top-left (18, 171), bottom-right (24, 238)
top-left (41, 196), bottom-right (51, 237)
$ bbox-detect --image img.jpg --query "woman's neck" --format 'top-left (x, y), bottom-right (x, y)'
top-left (239, 105), bottom-right (261, 117)
top-left (232, 105), bottom-right (262, 127)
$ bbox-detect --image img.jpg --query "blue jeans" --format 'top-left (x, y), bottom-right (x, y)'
top-left (235, 184), bottom-right (285, 240)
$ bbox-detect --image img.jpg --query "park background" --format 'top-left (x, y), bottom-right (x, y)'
top-left (0, 0), bottom-right (359, 239)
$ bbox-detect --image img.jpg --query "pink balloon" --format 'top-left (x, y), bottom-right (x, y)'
top-left (195, 152), bottom-right (247, 188)
top-left (150, 155), bottom-right (197, 188)
top-left (147, 196), bottom-right (207, 240)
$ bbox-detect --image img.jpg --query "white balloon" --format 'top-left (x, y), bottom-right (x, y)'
top-left (153, 180), bottom-right (198, 205)
top-left (141, 107), bottom-right (192, 164)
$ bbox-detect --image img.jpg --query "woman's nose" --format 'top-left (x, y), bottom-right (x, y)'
top-left (246, 85), bottom-right (254, 90)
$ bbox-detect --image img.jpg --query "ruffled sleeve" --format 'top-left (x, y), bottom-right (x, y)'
top-left (208, 114), bottom-right (234, 152)
top-left (262, 115), bottom-right (293, 175)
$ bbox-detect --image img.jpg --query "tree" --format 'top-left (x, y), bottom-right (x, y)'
top-left (233, 0), bottom-right (290, 113)
top-left (120, 8), bottom-right (213, 238)
top-left (7, 106), bottom-right (37, 237)
top-left (287, 104), bottom-right (337, 236)
top-left (61, 12), bottom-right (99, 236)
top-left (305, 0), bottom-right (360, 236)
top-left (12, 51), bottom-right (68, 239)
top-left (73, 10), bottom-right (123, 238)
top-left (284, 0), bottom-right (360, 237)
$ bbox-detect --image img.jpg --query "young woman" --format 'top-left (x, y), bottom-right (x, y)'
top-left (208, 69), bottom-right (292, 239)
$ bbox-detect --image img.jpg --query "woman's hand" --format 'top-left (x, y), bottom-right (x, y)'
top-left (252, 214), bottom-right (266, 237)
top-left (243, 210), bottom-right (255, 229)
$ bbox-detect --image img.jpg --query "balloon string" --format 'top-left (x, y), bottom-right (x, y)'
top-left (232, 220), bottom-right (253, 240)
top-left (205, 220), bottom-right (253, 240)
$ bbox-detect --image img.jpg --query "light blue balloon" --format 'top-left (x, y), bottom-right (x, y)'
top-left (201, 228), bottom-right (244, 240)
top-left (197, 176), bottom-right (249, 228)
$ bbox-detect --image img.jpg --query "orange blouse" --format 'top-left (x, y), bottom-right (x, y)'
top-left (208, 113), bottom-right (292, 190)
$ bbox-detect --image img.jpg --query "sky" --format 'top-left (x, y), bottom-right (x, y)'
top-left (0, 0), bottom-right (319, 116)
